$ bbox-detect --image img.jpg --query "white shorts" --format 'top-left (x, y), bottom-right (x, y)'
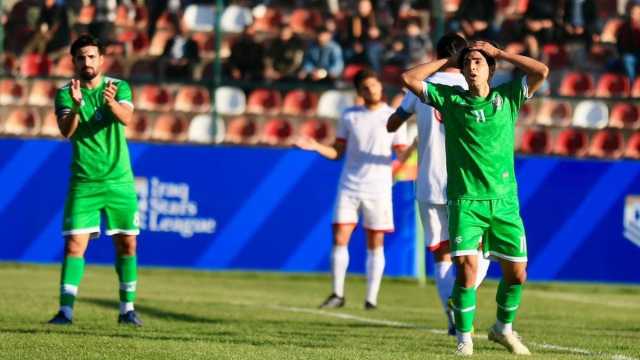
top-left (332, 192), bottom-right (394, 232)
top-left (418, 201), bottom-right (449, 252)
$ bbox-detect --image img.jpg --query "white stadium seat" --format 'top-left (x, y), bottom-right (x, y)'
top-left (220, 5), bottom-right (253, 33)
top-left (188, 114), bottom-right (225, 144)
top-left (215, 86), bottom-right (246, 116)
top-left (572, 100), bottom-right (609, 129)
top-left (317, 90), bottom-right (356, 119)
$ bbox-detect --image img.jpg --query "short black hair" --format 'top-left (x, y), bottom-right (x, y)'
top-left (353, 68), bottom-right (378, 89)
top-left (70, 34), bottom-right (105, 57)
top-left (436, 32), bottom-right (467, 59)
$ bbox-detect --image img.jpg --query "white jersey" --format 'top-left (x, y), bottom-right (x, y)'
top-left (336, 104), bottom-right (407, 199)
top-left (399, 72), bottom-right (468, 204)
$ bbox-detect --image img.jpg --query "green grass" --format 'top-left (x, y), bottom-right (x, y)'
top-left (0, 263), bottom-right (639, 359)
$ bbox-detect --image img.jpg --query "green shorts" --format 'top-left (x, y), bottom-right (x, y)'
top-left (448, 195), bottom-right (527, 262)
top-left (63, 181), bottom-right (139, 238)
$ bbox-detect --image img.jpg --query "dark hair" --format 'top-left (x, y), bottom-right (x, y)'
top-left (436, 32), bottom-right (467, 59)
top-left (70, 34), bottom-right (105, 57)
top-left (353, 68), bottom-right (378, 89)
top-left (456, 43), bottom-right (498, 78)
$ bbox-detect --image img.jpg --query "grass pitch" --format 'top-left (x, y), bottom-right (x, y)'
top-left (0, 263), bottom-right (638, 359)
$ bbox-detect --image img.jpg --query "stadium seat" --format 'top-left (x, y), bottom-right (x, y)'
top-left (183, 5), bottom-right (216, 32)
top-left (554, 128), bottom-right (589, 157)
top-left (52, 55), bottom-right (75, 77)
top-left (572, 100), bottom-right (609, 129)
top-left (596, 73), bottom-right (630, 98)
top-left (536, 99), bottom-right (572, 127)
top-left (559, 71), bottom-right (594, 97)
top-left (188, 114), bottom-right (225, 143)
top-left (1, 53), bottom-right (18, 76)
top-left (317, 90), bottom-right (356, 119)
top-left (542, 43), bottom-right (569, 70)
top-left (298, 118), bottom-right (334, 144)
top-left (624, 132), bottom-right (640, 159)
top-left (151, 114), bottom-right (188, 142)
top-left (282, 90), bottom-right (319, 116)
top-left (381, 65), bottom-right (403, 85)
top-left (343, 63), bottom-right (367, 82)
top-left (589, 129), bottom-right (624, 159)
top-left (0, 79), bottom-right (27, 105)
top-left (518, 100), bottom-right (536, 124)
top-left (289, 9), bottom-right (323, 34)
top-left (214, 86), bottom-right (246, 115)
top-left (20, 53), bottom-right (52, 77)
top-left (135, 85), bottom-right (174, 112)
top-left (609, 102), bottom-right (640, 129)
top-left (102, 56), bottom-right (126, 78)
top-left (632, 78), bottom-right (640, 98)
top-left (125, 112), bottom-right (153, 141)
top-left (224, 116), bottom-right (258, 144)
top-left (251, 5), bottom-right (282, 33)
top-left (3, 108), bottom-right (40, 136)
top-left (27, 80), bottom-right (57, 107)
top-left (175, 85), bottom-right (211, 113)
top-left (220, 5), bottom-right (253, 33)
top-left (118, 30), bottom-right (150, 55)
top-left (39, 110), bottom-right (61, 138)
top-left (246, 88), bottom-right (282, 114)
top-left (128, 59), bottom-right (157, 82)
top-left (520, 127), bottom-right (551, 154)
top-left (261, 118), bottom-right (294, 146)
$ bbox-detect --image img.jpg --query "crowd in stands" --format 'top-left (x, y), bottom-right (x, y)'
top-left (0, 0), bottom-right (639, 160)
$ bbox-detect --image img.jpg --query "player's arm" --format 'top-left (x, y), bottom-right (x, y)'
top-left (56, 79), bottom-right (82, 138)
top-left (105, 80), bottom-right (134, 126)
top-left (400, 57), bottom-right (452, 102)
top-left (469, 41), bottom-right (549, 96)
top-left (387, 91), bottom-right (417, 132)
top-left (295, 136), bottom-right (345, 160)
top-left (396, 138), bottom-right (417, 164)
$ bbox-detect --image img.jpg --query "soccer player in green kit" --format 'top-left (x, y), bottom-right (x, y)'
top-left (401, 41), bottom-right (548, 356)
top-left (48, 35), bottom-right (142, 326)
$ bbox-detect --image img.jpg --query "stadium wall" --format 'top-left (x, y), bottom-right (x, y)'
top-left (0, 139), bottom-right (639, 283)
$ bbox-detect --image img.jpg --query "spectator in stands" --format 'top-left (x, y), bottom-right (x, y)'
top-left (299, 26), bottom-right (344, 83)
top-left (449, 0), bottom-right (497, 41)
top-left (344, 0), bottom-right (378, 64)
top-left (385, 19), bottom-right (432, 68)
top-left (523, 0), bottom-right (562, 59)
top-left (616, 2), bottom-right (640, 81)
top-left (562, 0), bottom-right (600, 51)
top-left (364, 26), bottom-right (385, 72)
top-left (227, 27), bottom-right (265, 81)
top-left (24, 0), bottom-right (70, 57)
top-left (3, 0), bottom-right (35, 55)
top-left (264, 26), bottom-right (305, 81)
top-left (89, 0), bottom-right (117, 46)
top-left (160, 18), bottom-right (200, 81)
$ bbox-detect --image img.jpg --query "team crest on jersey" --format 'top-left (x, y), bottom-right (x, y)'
top-left (94, 110), bottom-right (103, 122)
top-left (492, 94), bottom-right (503, 111)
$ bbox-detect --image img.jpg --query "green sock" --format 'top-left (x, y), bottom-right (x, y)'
top-left (496, 280), bottom-right (523, 324)
top-left (452, 284), bottom-right (476, 333)
top-left (116, 256), bottom-right (138, 304)
top-left (60, 256), bottom-right (85, 308)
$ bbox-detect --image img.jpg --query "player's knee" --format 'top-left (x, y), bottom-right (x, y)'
top-left (116, 236), bottom-right (137, 255)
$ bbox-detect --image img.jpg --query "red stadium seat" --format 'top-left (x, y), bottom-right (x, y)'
top-left (559, 71), bottom-right (594, 97)
top-left (261, 118), bottom-right (293, 146)
top-left (225, 116), bottom-right (258, 144)
top-left (282, 90), bottom-right (318, 116)
top-left (542, 43), bottom-right (569, 70)
top-left (174, 85), bottom-right (211, 113)
top-left (609, 102), bottom-right (640, 129)
top-left (343, 63), bottom-right (367, 82)
top-left (135, 85), bottom-right (174, 111)
top-left (520, 127), bottom-right (551, 154)
top-left (518, 100), bottom-right (536, 124)
top-left (381, 65), bottom-right (404, 85)
top-left (27, 80), bottom-right (57, 107)
top-left (299, 119), bottom-right (334, 144)
top-left (589, 129), bottom-right (624, 159)
top-left (596, 73), bottom-right (630, 98)
top-left (289, 9), bottom-right (323, 34)
top-left (632, 78), bottom-right (640, 98)
top-left (125, 112), bottom-right (153, 140)
top-left (3, 108), bottom-right (40, 136)
top-left (251, 6), bottom-right (282, 33)
top-left (0, 79), bottom-right (27, 105)
top-left (52, 55), bottom-right (75, 77)
top-left (40, 110), bottom-right (61, 138)
top-left (536, 99), bottom-right (572, 126)
top-left (20, 53), bottom-right (52, 77)
top-left (554, 128), bottom-right (589, 157)
top-left (118, 30), bottom-right (150, 55)
top-left (151, 114), bottom-right (188, 142)
top-left (625, 132), bottom-right (640, 159)
top-left (246, 88), bottom-right (282, 114)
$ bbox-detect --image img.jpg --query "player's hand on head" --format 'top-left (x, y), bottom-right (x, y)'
top-left (469, 41), bottom-right (501, 58)
top-left (294, 135), bottom-right (318, 151)
top-left (70, 79), bottom-right (83, 106)
top-left (104, 80), bottom-right (117, 106)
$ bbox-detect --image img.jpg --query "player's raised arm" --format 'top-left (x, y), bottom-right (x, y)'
top-left (56, 79), bottom-right (82, 138)
top-left (468, 41), bottom-right (549, 96)
top-left (104, 81), bottom-right (134, 126)
top-left (295, 136), bottom-right (345, 160)
top-left (400, 57), bottom-right (452, 101)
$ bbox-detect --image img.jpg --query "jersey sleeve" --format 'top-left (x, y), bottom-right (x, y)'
top-left (335, 111), bottom-right (349, 143)
top-left (496, 75), bottom-right (530, 110)
top-left (115, 80), bottom-right (134, 109)
top-left (422, 81), bottom-right (452, 111)
top-left (54, 86), bottom-right (74, 119)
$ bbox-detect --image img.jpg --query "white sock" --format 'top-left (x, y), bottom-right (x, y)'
top-left (331, 245), bottom-right (349, 298)
top-left (474, 251), bottom-right (491, 289)
top-left (456, 331), bottom-right (473, 344)
top-left (434, 261), bottom-right (455, 313)
top-left (120, 302), bottom-right (135, 315)
top-left (494, 320), bottom-right (513, 334)
top-left (365, 247), bottom-right (385, 305)
top-left (60, 305), bottom-right (73, 320)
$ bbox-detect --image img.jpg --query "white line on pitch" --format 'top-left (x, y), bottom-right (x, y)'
top-left (270, 305), bottom-right (638, 360)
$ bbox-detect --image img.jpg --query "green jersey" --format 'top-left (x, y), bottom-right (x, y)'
top-left (55, 77), bottom-right (135, 183)
top-left (422, 76), bottom-right (529, 200)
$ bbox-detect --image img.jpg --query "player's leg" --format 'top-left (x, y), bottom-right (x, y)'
top-left (105, 182), bottom-right (142, 325)
top-left (362, 195), bottom-right (393, 309)
top-left (320, 192), bottom-right (358, 308)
